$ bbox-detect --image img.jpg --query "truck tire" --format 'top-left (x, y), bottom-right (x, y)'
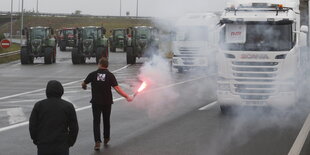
top-left (71, 48), bottom-right (80, 64)
top-left (220, 105), bottom-right (232, 115)
top-left (177, 67), bottom-right (184, 73)
top-left (96, 47), bottom-right (104, 64)
top-left (20, 47), bottom-right (30, 64)
top-left (44, 47), bottom-right (53, 64)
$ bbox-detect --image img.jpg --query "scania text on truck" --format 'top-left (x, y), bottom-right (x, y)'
top-left (217, 0), bottom-right (308, 113)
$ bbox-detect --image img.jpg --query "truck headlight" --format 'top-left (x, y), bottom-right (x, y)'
top-left (218, 84), bottom-right (230, 91)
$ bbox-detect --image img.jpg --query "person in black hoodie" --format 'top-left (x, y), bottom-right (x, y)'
top-left (29, 80), bottom-right (79, 155)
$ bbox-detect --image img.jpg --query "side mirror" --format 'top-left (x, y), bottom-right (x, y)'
top-left (301, 25), bottom-right (309, 33)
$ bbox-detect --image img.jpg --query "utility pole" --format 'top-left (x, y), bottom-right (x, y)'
top-left (36, 0), bottom-right (39, 14)
top-left (308, 0), bottom-right (310, 46)
top-left (120, 0), bottom-right (122, 16)
top-left (11, 0), bottom-right (13, 42)
top-left (136, 0), bottom-right (139, 17)
top-left (20, 0), bottom-right (24, 45)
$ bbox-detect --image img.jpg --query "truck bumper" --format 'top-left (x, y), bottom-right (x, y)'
top-left (217, 91), bottom-right (296, 107)
top-left (172, 56), bottom-right (208, 67)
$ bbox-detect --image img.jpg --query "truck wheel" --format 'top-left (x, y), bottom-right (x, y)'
top-left (20, 47), bottom-right (30, 64)
top-left (96, 47), bottom-right (105, 64)
top-left (71, 48), bottom-right (80, 64)
top-left (177, 67), bottom-right (184, 73)
top-left (220, 105), bottom-right (232, 115)
top-left (44, 47), bottom-right (53, 64)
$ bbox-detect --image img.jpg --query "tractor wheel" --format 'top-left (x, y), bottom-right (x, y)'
top-left (52, 48), bottom-right (56, 63)
top-left (71, 48), bottom-right (80, 64)
top-left (60, 41), bottom-right (66, 51)
top-left (126, 47), bottom-right (136, 64)
top-left (20, 47), bottom-right (30, 64)
top-left (44, 47), bottom-right (53, 64)
top-left (80, 56), bottom-right (86, 64)
top-left (96, 47), bottom-right (104, 64)
top-left (110, 46), bottom-right (115, 52)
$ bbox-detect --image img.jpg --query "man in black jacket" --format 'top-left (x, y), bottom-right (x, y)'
top-left (82, 57), bottom-right (132, 150)
top-left (29, 80), bottom-right (79, 155)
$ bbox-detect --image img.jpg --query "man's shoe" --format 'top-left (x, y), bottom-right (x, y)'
top-left (104, 138), bottom-right (110, 145)
top-left (94, 142), bottom-right (101, 151)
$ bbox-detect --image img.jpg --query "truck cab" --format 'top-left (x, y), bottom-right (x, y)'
top-left (217, 0), bottom-right (308, 113)
top-left (172, 13), bottom-right (219, 73)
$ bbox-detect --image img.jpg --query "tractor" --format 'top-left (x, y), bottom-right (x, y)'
top-left (20, 26), bottom-right (56, 64)
top-left (125, 26), bottom-right (159, 64)
top-left (58, 28), bottom-right (77, 51)
top-left (109, 28), bottom-right (126, 52)
top-left (71, 26), bottom-right (109, 64)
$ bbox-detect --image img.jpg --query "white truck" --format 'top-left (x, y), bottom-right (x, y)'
top-left (172, 13), bottom-right (219, 73)
top-left (217, 0), bottom-right (308, 113)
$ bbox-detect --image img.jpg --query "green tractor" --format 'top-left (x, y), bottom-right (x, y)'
top-left (109, 28), bottom-right (126, 52)
top-left (125, 26), bottom-right (159, 64)
top-left (58, 28), bottom-right (77, 51)
top-left (71, 26), bottom-right (109, 64)
top-left (20, 26), bottom-right (56, 64)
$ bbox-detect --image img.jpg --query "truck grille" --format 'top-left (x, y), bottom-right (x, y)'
top-left (232, 62), bottom-right (278, 66)
top-left (231, 61), bottom-right (280, 100)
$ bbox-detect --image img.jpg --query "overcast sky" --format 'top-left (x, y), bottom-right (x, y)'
top-left (1, 0), bottom-right (227, 17)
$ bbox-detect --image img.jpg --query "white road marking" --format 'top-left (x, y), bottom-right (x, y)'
top-left (288, 113), bottom-right (310, 155)
top-left (198, 101), bottom-right (218, 111)
top-left (0, 65), bottom-right (131, 101)
top-left (0, 97), bottom-right (125, 133)
top-left (0, 74), bottom-right (211, 133)
top-left (139, 75), bottom-right (210, 94)
top-left (0, 65), bottom-right (131, 132)
top-left (0, 121), bottom-right (29, 133)
top-left (4, 99), bottom-right (37, 104)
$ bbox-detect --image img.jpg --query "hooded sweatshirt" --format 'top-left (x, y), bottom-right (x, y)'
top-left (29, 80), bottom-right (79, 151)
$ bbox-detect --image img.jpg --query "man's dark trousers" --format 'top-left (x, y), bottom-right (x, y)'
top-left (92, 103), bottom-right (112, 142)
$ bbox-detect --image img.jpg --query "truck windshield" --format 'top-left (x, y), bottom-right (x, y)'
top-left (222, 23), bottom-right (293, 51)
top-left (114, 30), bottom-right (124, 36)
top-left (176, 26), bottom-right (208, 41)
top-left (136, 28), bottom-right (151, 39)
top-left (30, 28), bottom-right (45, 39)
top-left (64, 29), bottom-right (74, 35)
top-left (83, 28), bottom-right (98, 39)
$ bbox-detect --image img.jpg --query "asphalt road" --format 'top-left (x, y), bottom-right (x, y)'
top-left (0, 48), bottom-right (309, 155)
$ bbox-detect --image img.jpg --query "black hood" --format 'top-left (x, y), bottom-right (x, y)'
top-left (46, 80), bottom-right (64, 98)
